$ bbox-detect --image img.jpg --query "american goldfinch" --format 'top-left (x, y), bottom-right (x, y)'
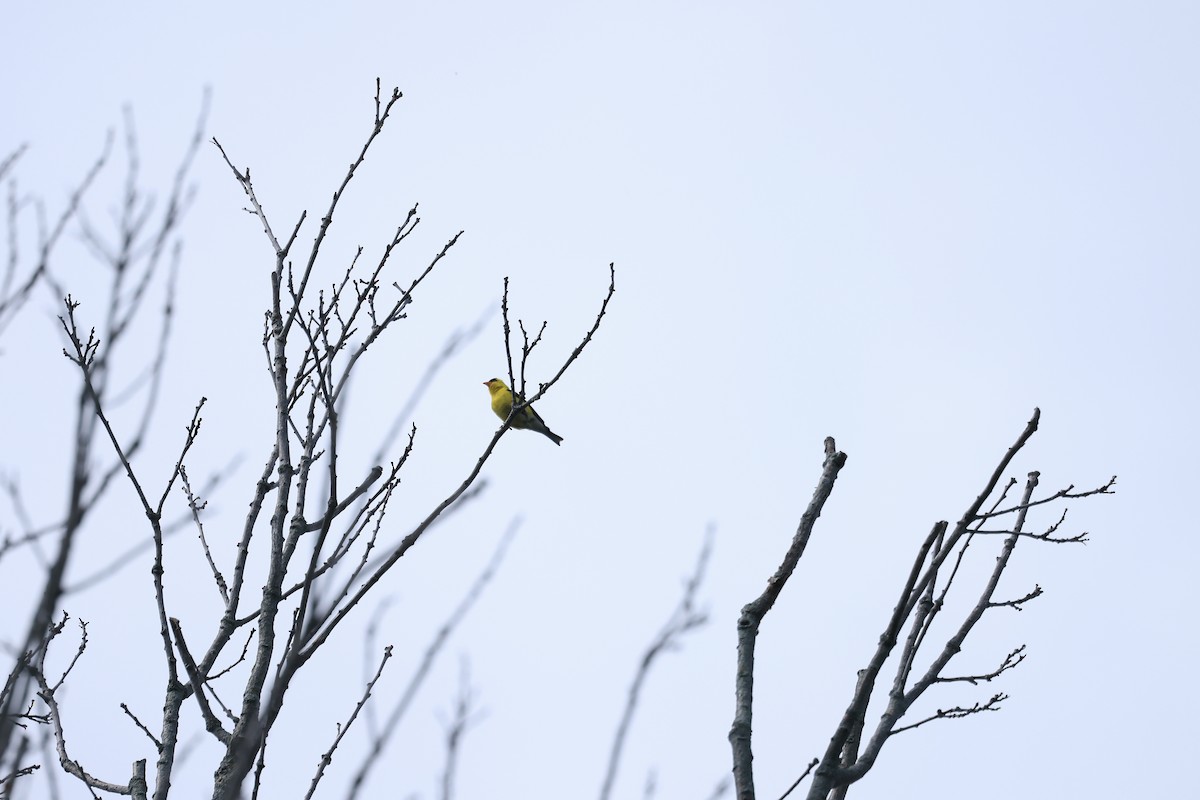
top-left (483, 378), bottom-right (563, 446)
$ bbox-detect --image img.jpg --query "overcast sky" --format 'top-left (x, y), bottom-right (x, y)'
top-left (3, 3), bottom-right (1197, 799)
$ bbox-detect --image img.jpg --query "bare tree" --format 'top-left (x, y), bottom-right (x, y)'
top-left (0, 98), bottom-right (208, 795)
top-left (3, 81), bottom-right (1113, 800)
top-left (729, 413), bottom-right (1115, 800)
top-left (5, 80), bottom-right (616, 799)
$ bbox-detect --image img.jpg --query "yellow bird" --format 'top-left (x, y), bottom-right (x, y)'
top-left (483, 378), bottom-right (563, 446)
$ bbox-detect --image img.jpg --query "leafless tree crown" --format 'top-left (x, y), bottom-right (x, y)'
top-left (1, 83), bottom-right (1112, 800)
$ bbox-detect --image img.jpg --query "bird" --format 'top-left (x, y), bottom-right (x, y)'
top-left (483, 378), bottom-right (563, 445)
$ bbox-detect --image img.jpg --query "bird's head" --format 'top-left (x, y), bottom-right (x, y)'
top-left (483, 378), bottom-right (507, 396)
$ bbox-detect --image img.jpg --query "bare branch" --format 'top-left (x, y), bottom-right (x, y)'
top-left (600, 529), bottom-right (714, 800)
top-left (0, 761), bottom-right (41, 791)
top-left (119, 704), bottom-right (161, 750)
top-left (803, 410), bottom-right (1115, 800)
top-left (934, 645), bottom-right (1027, 686)
top-left (0, 136), bottom-right (111, 338)
top-left (180, 465), bottom-right (229, 603)
top-left (730, 438), bottom-right (847, 800)
top-left (500, 263), bottom-right (616, 418)
top-left (304, 646), bottom-right (393, 800)
top-left (29, 619), bottom-right (135, 796)
top-left (777, 759), bottom-right (818, 800)
top-left (890, 693), bottom-right (1007, 735)
top-left (345, 520), bottom-right (518, 799)
top-left (973, 475), bottom-right (1117, 520)
top-left (304, 263), bottom-right (613, 659)
top-left (169, 618), bottom-right (230, 745)
top-left (438, 659), bottom-right (483, 800)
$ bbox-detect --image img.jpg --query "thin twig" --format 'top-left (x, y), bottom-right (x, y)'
top-left (345, 520), bottom-right (518, 799)
top-left (600, 529), bottom-right (713, 800)
top-left (439, 659), bottom-right (482, 800)
top-left (304, 646), bottom-right (393, 800)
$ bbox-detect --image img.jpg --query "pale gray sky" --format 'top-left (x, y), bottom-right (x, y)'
top-left (3, 2), bottom-right (1196, 798)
